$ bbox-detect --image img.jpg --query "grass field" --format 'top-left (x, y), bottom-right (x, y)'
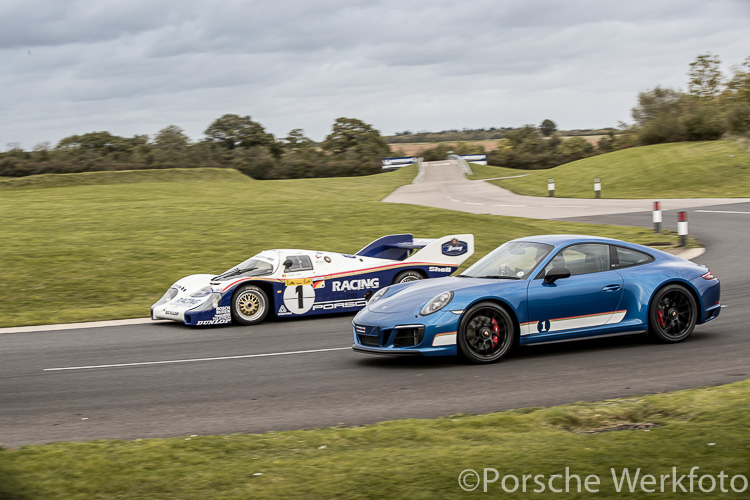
top-left (2, 380), bottom-right (748, 499)
top-left (468, 141), bottom-right (750, 198)
top-left (0, 167), bottom-right (689, 328)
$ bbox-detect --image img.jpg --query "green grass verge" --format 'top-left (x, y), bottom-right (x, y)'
top-left (2, 380), bottom-right (748, 499)
top-left (0, 167), bottom-right (690, 328)
top-left (468, 141), bottom-right (750, 198)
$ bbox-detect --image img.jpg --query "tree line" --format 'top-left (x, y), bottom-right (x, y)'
top-left (417, 53), bottom-right (750, 170)
top-left (0, 116), bottom-right (391, 179)
top-left (627, 53), bottom-right (750, 144)
top-left (3, 53), bottom-right (748, 178)
top-left (385, 126), bottom-right (616, 144)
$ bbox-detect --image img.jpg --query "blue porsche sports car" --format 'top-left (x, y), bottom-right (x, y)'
top-left (352, 235), bottom-right (721, 364)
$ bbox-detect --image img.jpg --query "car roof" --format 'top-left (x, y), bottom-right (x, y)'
top-left (511, 234), bottom-right (629, 247)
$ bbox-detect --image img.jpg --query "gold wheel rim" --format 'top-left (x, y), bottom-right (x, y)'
top-left (237, 291), bottom-right (261, 318)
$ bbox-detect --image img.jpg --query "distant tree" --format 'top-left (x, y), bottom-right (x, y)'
top-left (540, 119), bottom-right (557, 137)
top-left (558, 136), bottom-right (594, 162)
top-left (724, 56), bottom-right (750, 104)
top-left (322, 118), bottom-right (388, 155)
top-left (204, 114), bottom-right (275, 150)
top-left (688, 52), bottom-right (723, 99)
top-left (152, 125), bottom-right (190, 165)
top-left (154, 125), bottom-right (190, 151)
top-left (56, 131), bottom-right (127, 154)
top-left (631, 87), bottom-right (683, 126)
top-left (452, 141), bottom-right (485, 155)
top-left (321, 118), bottom-right (390, 174)
top-left (727, 103), bottom-right (750, 134)
top-left (420, 143), bottom-right (454, 161)
top-left (283, 128), bottom-right (314, 149)
top-left (596, 131), bottom-right (617, 152)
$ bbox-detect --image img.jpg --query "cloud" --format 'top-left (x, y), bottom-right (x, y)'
top-left (1, 0), bottom-right (748, 149)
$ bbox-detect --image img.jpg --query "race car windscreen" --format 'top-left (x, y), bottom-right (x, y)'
top-left (459, 242), bottom-right (553, 280)
top-left (214, 252), bottom-right (277, 280)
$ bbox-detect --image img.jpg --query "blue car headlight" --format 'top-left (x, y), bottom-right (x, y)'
top-left (368, 286), bottom-right (390, 304)
top-left (420, 291), bottom-right (453, 316)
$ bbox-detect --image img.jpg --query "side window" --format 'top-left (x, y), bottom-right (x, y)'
top-left (543, 244), bottom-right (611, 276)
top-left (614, 246), bottom-right (653, 269)
top-left (285, 255), bottom-right (313, 272)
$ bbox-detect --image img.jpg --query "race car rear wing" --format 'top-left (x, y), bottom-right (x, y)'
top-left (357, 234), bottom-right (474, 265)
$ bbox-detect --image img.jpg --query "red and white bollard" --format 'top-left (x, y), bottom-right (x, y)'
top-left (653, 201), bottom-right (662, 233)
top-left (678, 211), bottom-right (688, 247)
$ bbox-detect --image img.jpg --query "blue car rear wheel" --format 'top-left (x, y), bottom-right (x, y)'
top-left (648, 284), bottom-right (697, 343)
top-left (458, 302), bottom-right (515, 364)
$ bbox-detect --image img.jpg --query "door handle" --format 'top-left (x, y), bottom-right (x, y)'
top-left (602, 284), bottom-right (621, 292)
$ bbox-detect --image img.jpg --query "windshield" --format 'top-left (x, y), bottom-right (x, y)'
top-left (460, 242), bottom-right (553, 279)
top-left (214, 251), bottom-right (278, 280)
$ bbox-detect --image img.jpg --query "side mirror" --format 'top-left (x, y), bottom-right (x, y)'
top-left (283, 259), bottom-right (293, 271)
top-left (544, 267), bottom-right (571, 284)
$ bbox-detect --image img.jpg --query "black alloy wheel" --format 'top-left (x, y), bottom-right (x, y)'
top-left (648, 284), bottom-right (697, 343)
top-left (458, 302), bottom-right (515, 364)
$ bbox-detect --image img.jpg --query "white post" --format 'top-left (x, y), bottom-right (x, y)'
top-left (548, 178), bottom-right (555, 197)
top-left (652, 201), bottom-right (662, 233)
top-left (594, 177), bottom-right (601, 198)
top-left (678, 211), bottom-right (688, 247)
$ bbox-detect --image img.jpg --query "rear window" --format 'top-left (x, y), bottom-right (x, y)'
top-left (614, 246), bottom-right (653, 268)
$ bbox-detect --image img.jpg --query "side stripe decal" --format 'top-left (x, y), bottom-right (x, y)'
top-left (220, 262), bottom-right (456, 292)
top-left (520, 310), bottom-right (627, 336)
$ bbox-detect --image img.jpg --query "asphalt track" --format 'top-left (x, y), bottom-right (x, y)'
top-left (2, 174), bottom-right (749, 447)
top-left (383, 160), bottom-right (750, 219)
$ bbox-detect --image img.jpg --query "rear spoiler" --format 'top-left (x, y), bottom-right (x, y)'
top-left (357, 234), bottom-right (474, 265)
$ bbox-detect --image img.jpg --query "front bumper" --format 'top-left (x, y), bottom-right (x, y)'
top-left (351, 308), bottom-right (460, 357)
top-left (152, 300), bottom-right (232, 326)
top-left (352, 345), bottom-right (425, 356)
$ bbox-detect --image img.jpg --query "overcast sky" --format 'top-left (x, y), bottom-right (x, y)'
top-left (2, 0), bottom-right (749, 149)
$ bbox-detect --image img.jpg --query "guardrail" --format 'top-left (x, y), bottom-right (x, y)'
top-left (412, 157), bottom-right (425, 184)
top-left (448, 155), bottom-right (473, 175)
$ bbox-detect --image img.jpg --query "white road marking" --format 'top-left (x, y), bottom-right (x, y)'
top-left (695, 210), bottom-right (750, 215)
top-left (493, 204), bottom-right (526, 207)
top-left (545, 205), bottom-right (590, 208)
top-left (464, 202), bottom-right (483, 205)
top-left (474, 174), bottom-right (531, 181)
top-left (43, 347), bottom-right (352, 372)
top-left (0, 318), bottom-right (165, 335)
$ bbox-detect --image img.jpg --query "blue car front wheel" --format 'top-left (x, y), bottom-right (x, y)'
top-left (458, 302), bottom-right (516, 364)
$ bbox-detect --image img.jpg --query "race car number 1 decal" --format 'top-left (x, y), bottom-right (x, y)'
top-left (282, 284), bottom-right (316, 314)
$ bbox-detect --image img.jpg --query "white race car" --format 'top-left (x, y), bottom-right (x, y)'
top-left (151, 234), bottom-right (474, 326)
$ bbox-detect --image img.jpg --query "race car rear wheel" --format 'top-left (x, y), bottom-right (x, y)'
top-left (231, 285), bottom-right (269, 325)
top-left (458, 302), bottom-right (515, 364)
top-left (393, 270), bottom-right (423, 284)
top-left (648, 284), bottom-right (697, 343)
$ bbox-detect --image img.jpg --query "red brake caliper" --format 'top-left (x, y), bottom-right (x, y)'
top-left (491, 318), bottom-right (500, 347)
top-left (657, 309), bottom-right (666, 328)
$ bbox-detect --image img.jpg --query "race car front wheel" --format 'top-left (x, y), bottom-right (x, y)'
top-left (393, 270), bottom-right (423, 284)
top-left (231, 285), bottom-right (269, 325)
top-left (458, 302), bottom-right (515, 364)
top-left (648, 284), bottom-right (697, 343)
